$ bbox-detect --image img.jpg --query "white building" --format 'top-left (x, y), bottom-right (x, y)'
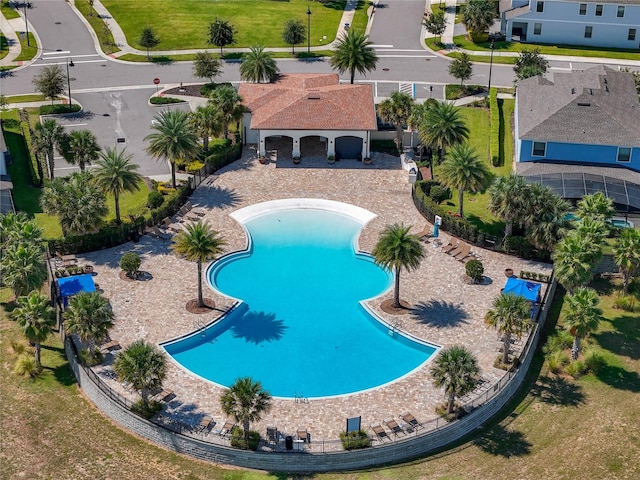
top-left (500, 0), bottom-right (640, 49)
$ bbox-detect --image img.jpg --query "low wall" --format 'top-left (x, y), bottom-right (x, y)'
top-left (64, 280), bottom-right (557, 473)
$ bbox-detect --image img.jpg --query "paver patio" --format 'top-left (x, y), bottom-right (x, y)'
top-left (82, 148), bottom-right (552, 444)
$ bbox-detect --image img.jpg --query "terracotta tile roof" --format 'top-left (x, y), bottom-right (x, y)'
top-left (238, 74), bottom-right (378, 131)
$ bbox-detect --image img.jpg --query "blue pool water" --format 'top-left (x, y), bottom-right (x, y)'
top-left (163, 208), bottom-right (436, 398)
top-left (565, 213), bottom-right (634, 228)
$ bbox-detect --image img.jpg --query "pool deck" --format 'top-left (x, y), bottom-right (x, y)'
top-left (83, 148), bottom-right (552, 444)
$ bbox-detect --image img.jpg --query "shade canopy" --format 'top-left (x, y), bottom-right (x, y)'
top-left (57, 274), bottom-right (96, 302)
top-left (503, 277), bottom-right (541, 302)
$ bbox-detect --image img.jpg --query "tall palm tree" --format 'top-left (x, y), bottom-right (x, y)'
top-left (239, 46), bottom-right (280, 84)
top-left (564, 288), bottom-right (603, 360)
top-left (575, 216), bottom-right (608, 249)
top-left (329, 29), bottom-right (378, 84)
top-left (417, 101), bottom-right (469, 164)
top-left (144, 109), bottom-right (199, 189)
top-left (0, 242), bottom-right (47, 298)
top-left (462, 0), bottom-right (495, 37)
top-left (171, 221), bottom-right (226, 308)
top-left (58, 129), bottom-right (101, 172)
top-left (0, 212), bottom-right (43, 250)
top-left (220, 377), bottom-right (272, 446)
top-left (613, 228), bottom-right (640, 295)
top-left (208, 84), bottom-right (245, 142)
top-left (439, 144), bottom-right (492, 217)
top-left (552, 230), bottom-right (598, 294)
top-left (485, 293), bottom-right (533, 365)
top-left (12, 291), bottom-right (56, 367)
top-left (576, 192), bottom-right (615, 222)
top-left (32, 118), bottom-right (64, 179)
top-left (372, 223), bottom-right (425, 309)
top-left (93, 147), bottom-right (142, 224)
top-left (189, 105), bottom-right (224, 151)
top-left (488, 173), bottom-right (528, 237)
top-left (114, 339), bottom-right (167, 408)
top-left (65, 291), bottom-right (114, 357)
top-left (430, 345), bottom-right (479, 414)
top-left (377, 91), bottom-right (414, 151)
top-left (524, 184), bottom-right (570, 252)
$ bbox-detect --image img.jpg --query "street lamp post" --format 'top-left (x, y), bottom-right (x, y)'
top-left (487, 38), bottom-right (495, 92)
top-left (66, 58), bottom-right (74, 108)
top-left (306, 6), bottom-right (311, 54)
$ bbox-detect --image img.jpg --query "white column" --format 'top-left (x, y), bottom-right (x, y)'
top-left (259, 133), bottom-right (266, 156)
top-left (293, 136), bottom-right (301, 157)
top-left (327, 135), bottom-right (336, 157)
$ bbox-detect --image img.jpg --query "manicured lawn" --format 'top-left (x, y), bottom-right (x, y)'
top-left (453, 34), bottom-right (640, 60)
top-left (0, 3), bottom-right (21, 20)
top-left (104, 180), bottom-right (150, 221)
top-left (348, 0), bottom-right (369, 34)
top-left (13, 32), bottom-right (37, 62)
top-left (5, 94), bottom-right (53, 103)
top-left (117, 50), bottom-right (333, 63)
top-left (102, 0), bottom-right (346, 51)
top-left (0, 32), bottom-right (8, 59)
top-left (75, 0), bottom-right (119, 55)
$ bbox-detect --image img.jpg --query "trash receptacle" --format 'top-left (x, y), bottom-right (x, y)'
top-left (285, 435), bottom-right (293, 451)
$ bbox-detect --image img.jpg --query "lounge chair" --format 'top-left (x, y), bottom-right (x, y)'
top-left (219, 420), bottom-right (235, 437)
top-left (152, 389), bottom-right (174, 403)
top-left (384, 418), bottom-right (405, 436)
top-left (447, 243), bottom-right (466, 257)
top-left (266, 426), bottom-right (278, 444)
top-left (152, 225), bottom-right (170, 240)
top-left (399, 412), bottom-right (423, 431)
top-left (440, 239), bottom-right (458, 254)
top-left (198, 416), bottom-right (216, 435)
top-left (185, 201), bottom-right (206, 216)
top-left (180, 206), bottom-right (200, 221)
top-left (453, 243), bottom-right (472, 261)
top-left (371, 424), bottom-right (389, 442)
top-left (414, 224), bottom-right (432, 241)
top-left (167, 223), bottom-right (185, 233)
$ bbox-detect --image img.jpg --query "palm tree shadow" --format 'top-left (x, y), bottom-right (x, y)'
top-left (473, 423), bottom-right (532, 457)
top-left (595, 365), bottom-right (640, 392)
top-left (594, 314), bottom-right (640, 360)
top-left (411, 300), bottom-right (470, 327)
top-left (529, 375), bottom-right (586, 406)
top-left (195, 185), bottom-right (242, 210)
top-left (230, 309), bottom-right (287, 344)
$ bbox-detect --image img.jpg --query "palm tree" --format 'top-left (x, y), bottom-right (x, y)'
top-left (220, 377), bottom-right (272, 446)
top-left (439, 144), bottom-right (492, 217)
top-left (189, 105), bottom-right (223, 151)
top-left (114, 339), bottom-right (167, 408)
top-left (552, 231), bottom-right (598, 294)
top-left (32, 118), bottom-right (64, 179)
top-left (430, 345), bottom-right (479, 414)
top-left (485, 293), bottom-right (533, 365)
top-left (0, 242), bottom-right (47, 298)
top-left (144, 110), bottom-right (199, 189)
top-left (65, 291), bottom-right (114, 358)
top-left (329, 29), bottom-right (378, 84)
top-left (576, 192), bottom-right (615, 222)
top-left (0, 212), bottom-right (43, 250)
top-left (613, 228), bottom-right (640, 295)
top-left (239, 46), bottom-right (280, 84)
top-left (171, 221), bottom-right (226, 308)
top-left (377, 91), bottom-right (414, 151)
top-left (372, 223), bottom-right (425, 309)
top-left (12, 291), bottom-right (56, 367)
top-left (58, 129), bottom-right (101, 172)
top-left (281, 19), bottom-right (306, 54)
top-left (524, 184), bottom-right (570, 252)
top-left (208, 84), bottom-right (245, 142)
top-left (93, 147), bottom-right (142, 224)
top-left (488, 173), bottom-right (528, 237)
top-left (564, 288), bottom-right (602, 360)
top-left (575, 216), bottom-right (608, 249)
top-left (462, 0), bottom-right (495, 37)
top-left (417, 101), bottom-right (469, 165)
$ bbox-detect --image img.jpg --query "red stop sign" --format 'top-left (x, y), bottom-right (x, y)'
top-left (153, 78), bottom-right (160, 85)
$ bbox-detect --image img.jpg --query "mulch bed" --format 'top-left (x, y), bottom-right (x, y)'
top-left (186, 298), bottom-right (216, 314)
top-left (380, 299), bottom-right (414, 315)
top-left (164, 84), bottom-right (205, 98)
top-left (119, 271), bottom-right (136, 282)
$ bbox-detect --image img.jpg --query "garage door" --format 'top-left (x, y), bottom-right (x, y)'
top-left (335, 136), bottom-right (362, 160)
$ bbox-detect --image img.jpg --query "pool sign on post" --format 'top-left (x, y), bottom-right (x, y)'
top-left (153, 77), bottom-right (160, 95)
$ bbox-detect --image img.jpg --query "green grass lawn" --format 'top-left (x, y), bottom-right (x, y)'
top-left (75, 0), bottom-right (119, 55)
top-left (5, 94), bottom-right (56, 103)
top-left (117, 50), bottom-right (333, 63)
top-left (101, 0), bottom-right (346, 51)
top-left (348, 0), bottom-right (369, 34)
top-left (0, 3), bottom-right (21, 19)
top-left (453, 34), bottom-right (640, 60)
top-left (0, 32), bottom-right (8, 60)
top-left (14, 32), bottom-right (37, 62)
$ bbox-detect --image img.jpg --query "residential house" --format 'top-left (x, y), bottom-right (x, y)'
top-left (500, 0), bottom-right (640, 49)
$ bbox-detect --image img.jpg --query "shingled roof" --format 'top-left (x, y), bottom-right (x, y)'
top-left (238, 74), bottom-right (377, 131)
top-left (516, 65), bottom-right (640, 146)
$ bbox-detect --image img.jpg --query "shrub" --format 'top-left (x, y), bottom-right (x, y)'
top-left (565, 359), bottom-right (587, 378)
top-left (418, 180), bottom-right (441, 197)
top-left (546, 350), bottom-right (570, 374)
top-left (39, 104), bottom-right (81, 115)
top-left (147, 190), bottom-right (164, 209)
top-left (230, 427), bottom-right (261, 450)
top-left (200, 81), bottom-right (232, 97)
top-left (149, 96), bottom-right (184, 105)
top-left (185, 160), bottom-right (205, 174)
top-left (340, 430), bottom-right (371, 450)
top-left (120, 252), bottom-right (141, 278)
top-left (583, 349), bottom-right (607, 374)
top-left (203, 142), bottom-right (242, 171)
top-left (613, 295), bottom-right (636, 312)
top-left (543, 329), bottom-right (573, 355)
top-left (430, 184), bottom-right (452, 204)
top-left (131, 399), bottom-right (162, 419)
top-left (18, 109), bottom-right (43, 186)
top-left (489, 88), bottom-right (500, 167)
top-left (13, 352), bottom-right (40, 378)
top-left (79, 347), bottom-right (103, 367)
top-left (157, 182), bottom-right (176, 195)
top-left (465, 259), bottom-right (484, 282)
top-left (502, 235), bottom-right (533, 258)
top-left (10, 340), bottom-right (27, 356)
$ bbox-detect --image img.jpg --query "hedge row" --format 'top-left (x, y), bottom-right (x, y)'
top-left (203, 142), bottom-right (242, 171)
top-left (18, 109), bottom-right (43, 186)
top-left (489, 88), bottom-right (500, 167)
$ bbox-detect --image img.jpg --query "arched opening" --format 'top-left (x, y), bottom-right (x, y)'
top-left (265, 135), bottom-right (294, 161)
top-left (300, 135), bottom-right (328, 159)
top-left (335, 136), bottom-right (363, 161)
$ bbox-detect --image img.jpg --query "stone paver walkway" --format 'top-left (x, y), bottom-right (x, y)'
top-left (82, 147), bottom-right (552, 444)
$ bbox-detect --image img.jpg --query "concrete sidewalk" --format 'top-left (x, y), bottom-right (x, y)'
top-left (0, 10), bottom-right (27, 66)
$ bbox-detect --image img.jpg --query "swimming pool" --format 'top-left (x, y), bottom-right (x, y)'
top-left (565, 213), bottom-right (634, 228)
top-left (163, 200), bottom-right (437, 398)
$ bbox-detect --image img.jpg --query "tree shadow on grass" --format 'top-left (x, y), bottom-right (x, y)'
top-left (595, 364), bottom-right (640, 393)
top-left (151, 56), bottom-right (174, 65)
top-left (411, 299), bottom-right (470, 328)
top-left (473, 423), bottom-right (532, 458)
top-left (529, 374), bottom-right (586, 407)
top-left (594, 314), bottom-right (640, 360)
